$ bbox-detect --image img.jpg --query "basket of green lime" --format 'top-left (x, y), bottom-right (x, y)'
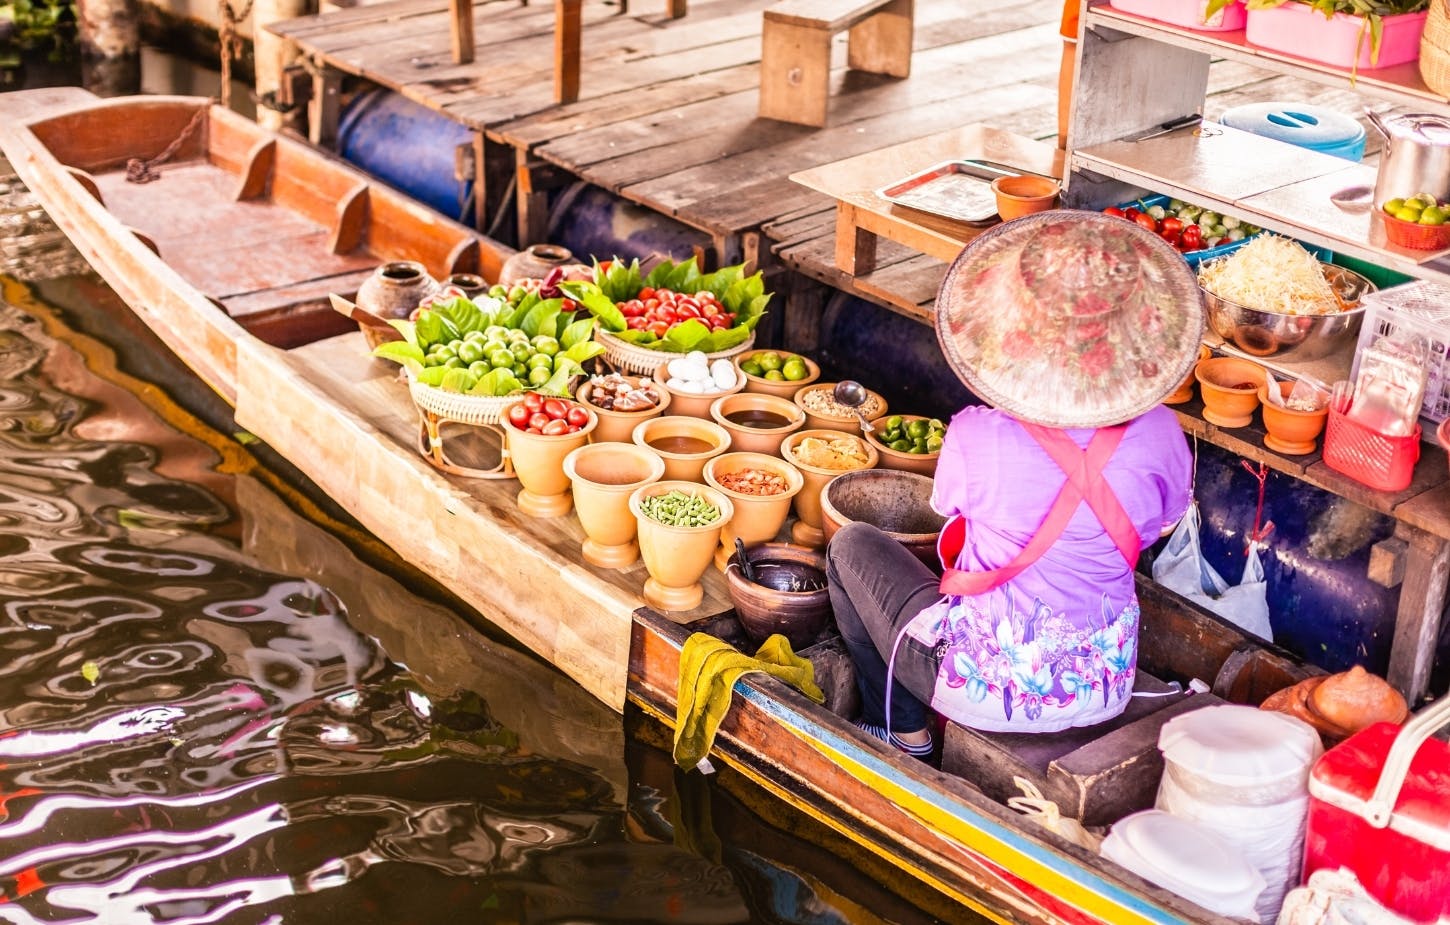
top-left (865, 415), bottom-right (948, 476)
top-left (735, 349), bottom-right (820, 399)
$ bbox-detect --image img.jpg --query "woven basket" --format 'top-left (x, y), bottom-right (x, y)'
top-left (595, 328), bottom-right (755, 375)
top-left (1422, 0), bottom-right (1450, 97)
top-left (407, 371), bottom-right (515, 425)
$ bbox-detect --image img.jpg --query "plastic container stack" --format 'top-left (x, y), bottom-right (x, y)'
top-left (1155, 705), bottom-right (1323, 923)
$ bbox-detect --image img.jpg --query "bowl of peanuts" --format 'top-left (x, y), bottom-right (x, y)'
top-left (793, 382), bottom-right (888, 434)
top-left (703, 452), bottom-right (804, 572)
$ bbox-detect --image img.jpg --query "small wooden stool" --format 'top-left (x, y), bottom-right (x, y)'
top-left (758, 0), bottom-right (914, 128)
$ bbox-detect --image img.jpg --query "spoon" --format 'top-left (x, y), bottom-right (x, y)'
top-left (832, 380), bottom-right (877, 435)
top-left (734, 537), bottom-right (755, 583)
top-left (1329, 185), bottom-right (1374, 214)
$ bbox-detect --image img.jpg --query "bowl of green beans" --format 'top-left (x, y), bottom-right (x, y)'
top-left (629, 482), bottom-right (734, 613)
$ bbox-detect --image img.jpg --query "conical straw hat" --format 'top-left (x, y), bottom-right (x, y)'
top-left (935, 210), bottom-right (1205, 428)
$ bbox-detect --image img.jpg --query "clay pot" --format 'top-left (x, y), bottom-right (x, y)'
top-left (1195, 356), bottom-right (1265, 428)
top-left (632, 415), bottom-right (731, 482)
top-left (564, 442), bottom-right (665, 569)
top-left (441, 273), bottom-right (490, 300)
top-left (793, 382), bottom-right (888, 434)
top-left (725, 543), bottom-right (832, 650)
top-left (501, 402), bottom-right (597, 517)
top-left (781, 429), bottom-right (879, 548)
top-left (703, 452), bottom-right (804, 571)
top-left (575, 376), bottom-right (671, 443)
top-left (709, 392), bottom-right (806, 457)
top-left (819, 469), bottom-right (946, 568)
top-left (734, 349), bottom-right (822, 399)
top-left (991, 175), bottom-right (1061, 220)
top-left (654, 361), bottom-right (746, 419)
top-left (630, 480), bottom-right (735, 612)
top-left (864, 414), bottom-right (942, 477)
top-left (356, 260), bottom-right (438, 350)
top-left (1259, 380), bottom-right (1329, 456)
top-left (1165, 345), bottom-right (1214, 405)
top-left (499, 243), bottom-right (574, 286)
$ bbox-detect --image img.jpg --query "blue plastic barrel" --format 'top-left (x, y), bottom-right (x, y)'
top-left (1220, 103), bottom-right (1367, 161)
top-left (337, 89), bottom-right (474, 222)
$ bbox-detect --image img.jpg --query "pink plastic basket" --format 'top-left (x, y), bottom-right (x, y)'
top-left (1323, 406), bottom-right (1421, 492)
top-left (1246, 5), bottom-right (1427, 70)
top-left (1108, 0), bottom-right (1246, 31)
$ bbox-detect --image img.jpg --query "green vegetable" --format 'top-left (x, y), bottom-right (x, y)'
top-left (638, 490), bottom-right (722, 527)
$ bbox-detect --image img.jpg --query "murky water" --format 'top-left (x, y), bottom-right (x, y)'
top-left (0, 162), bottom-right (944, 923)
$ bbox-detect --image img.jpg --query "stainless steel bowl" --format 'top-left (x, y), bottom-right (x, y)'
top-left (1202, 263), bottom-right (1374, 361)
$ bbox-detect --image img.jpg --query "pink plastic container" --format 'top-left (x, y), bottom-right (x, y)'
top-left (1108, 0), bottom-right (1246, 31)
top-left (1246, 4), bottom-right (1427, 70)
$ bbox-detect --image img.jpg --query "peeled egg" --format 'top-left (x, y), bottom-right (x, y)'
top-left (686, 351), bottom-right (709, 365)
top-left (709, 359), bottom-right (737, 390)
top-left (667, 358), bottom-right (695, 380)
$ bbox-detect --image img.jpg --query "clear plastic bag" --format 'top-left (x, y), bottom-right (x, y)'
top-left (1152, 503), bottom-right (1273, 641)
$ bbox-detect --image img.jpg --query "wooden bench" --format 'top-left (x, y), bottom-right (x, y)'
top-left (759, 0), bottom-right (914, 128)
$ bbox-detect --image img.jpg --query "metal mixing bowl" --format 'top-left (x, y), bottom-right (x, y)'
top-left (1201, 263), bottom-right (1374, 361)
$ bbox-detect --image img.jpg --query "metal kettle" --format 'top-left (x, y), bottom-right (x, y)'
top-left (1366, 110), bottom-right (1450, 207)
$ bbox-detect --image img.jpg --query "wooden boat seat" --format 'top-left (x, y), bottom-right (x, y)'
top-left (758, 0), bottom-right (914, 127)
top-left (940, 673), bottom-right (1225, 827)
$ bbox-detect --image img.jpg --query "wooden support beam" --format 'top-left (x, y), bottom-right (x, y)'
top-left (555, 0), bottom-right (582, 105)
top-left (1386, 523), bottom-right (1450, 704)
top-left (449, 0), bottom-right (475, 64)
top-left (308, 65), bottom-right (342, 148)
top-left (846, 0), bottom-right (913, 77)
top-left (1369, 536), bottom-right (1409, 589)
top-left (516, 150), bottom-right (554, 247)
top-left (835, 203), bottom-right (877, 276)
top-left (66, 167), bottom-right (104, 205)
top-left (234, 138), bottom-right (276, 201)
top-left (329, 182), bottom-right (369, 255)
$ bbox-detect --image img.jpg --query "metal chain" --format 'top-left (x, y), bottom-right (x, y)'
top-left (125, 104), bottom-right (209, 184)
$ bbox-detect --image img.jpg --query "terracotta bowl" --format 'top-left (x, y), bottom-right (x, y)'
top-left (1195, 356), bottom-right (1265, 428)
top-left (725, 543), bottom-right (832, 650)
top-left (781, 429), bottom-right (879, 548)
top-left (734, 349), bottom-right (822, 399)
top-left (819, 469), bottom-right (946, 568)
top-left (793, 382), bottom-right (888, 434)
top-left (501, 402), bottom-right (598, 518)
top-left (575, 375), bottom-right (670, 443)
top-left (563, 442), bottom-right (665, 569)
top-left (630, 480), bottom-right (734, 613)
top-left (1259, 380), bottom-right (1329, 456)
top-left (703, 451), bottom-right (804, 571)
top-left (709, 392), bottom-right (806, 457)
top-left (1165, 345), bottom-right (1214, 405)
top-left (632, 415), bottom-right (731, 483)
top-left (654, 360), bottom-right (746, 419)
top-left (991, 175), bottom-right (1060, 220)
top-left (863, 414), bottom-right (944, 477)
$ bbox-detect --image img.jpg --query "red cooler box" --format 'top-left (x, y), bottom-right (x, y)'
top-left (1303, 696), bottom-right (1450, 922)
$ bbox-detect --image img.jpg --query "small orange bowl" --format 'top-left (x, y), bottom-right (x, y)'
top-left (992, 175), bottom-right (1061, 220)
top-left (1381, 211), bottom-right (1450, 251)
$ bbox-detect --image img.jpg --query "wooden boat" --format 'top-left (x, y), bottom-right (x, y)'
top-left (0, 87), bottom-right (1327, 925)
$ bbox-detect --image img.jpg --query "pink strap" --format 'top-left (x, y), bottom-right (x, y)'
top-left (938, 424), bottom-right (1139, 597)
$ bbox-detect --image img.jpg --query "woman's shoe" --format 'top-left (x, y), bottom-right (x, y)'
top-left (855, 720), bottom-right (934, 759)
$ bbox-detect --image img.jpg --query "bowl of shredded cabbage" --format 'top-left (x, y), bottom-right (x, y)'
top-left (1197, 235), bottom-right (1373, 360)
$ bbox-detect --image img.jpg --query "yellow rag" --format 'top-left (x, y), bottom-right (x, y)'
top-left (673, 632), bottom-right (825, 769)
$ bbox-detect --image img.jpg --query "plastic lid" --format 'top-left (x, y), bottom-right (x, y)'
top-left (1102, 810), bottom-right (1266, 918)
top-left (1159, 704), bottom-right (1322, 787)
top-left (1220, 103), bottom-right (1366, 149)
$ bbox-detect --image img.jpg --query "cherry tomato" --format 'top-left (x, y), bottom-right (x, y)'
top-left (1123, 207), bottom-right (1142, 222)
top-left (676, 304), bottom-right (701, 319)
top-left (626, 316), bottom-right (649, 330)
top-left (701, 302), bottom-right (721, 317)
top-left (1103, 206), bottom-right (1127, 218)
top-left (507, 403), bottom-right (531, 428)
top-left (1160, 228), bottom-right (1181, 246)
top-left (541, 419), bottom-right (570, 436)
top-left (1161, 216), bottom-right (1183, 236)
top-left (647, 321), bottom-right (670, 338)
top-left (543, 398), bottom-right (568, 420)
top-left (1134, 212), bottom-right (1159, 233)
top-left (523, 392), bottom-right (544, 413)
top-left (560, 299), bottom-right (577, 312)
top-left (566, 406), bottom-right (590, 427)
top-left (529, 412), bottom-right (550, 431)
top-left (1181, 224), bottom-right (1204, 251)
top-left (638, 286), bottom-right (656, 300)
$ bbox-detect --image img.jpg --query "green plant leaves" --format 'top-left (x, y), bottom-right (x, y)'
top-left (559, 316), bottom-right (595, 349)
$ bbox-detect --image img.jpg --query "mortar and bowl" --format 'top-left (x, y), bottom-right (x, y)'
top-left (726, 541), bottom-right (833, 649)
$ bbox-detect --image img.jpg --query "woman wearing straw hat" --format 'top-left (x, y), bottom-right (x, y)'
top-left (826, 211), bottom-right (1204, 758)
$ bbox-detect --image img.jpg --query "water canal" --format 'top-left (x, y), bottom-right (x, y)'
top-left (0, 155), bottom-right (957, 922)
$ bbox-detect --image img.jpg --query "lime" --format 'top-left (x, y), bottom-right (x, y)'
top-left (782, 359), bottom-right (809, 381)
top-left (757, 352), bottom-right (784, 373)
top-left (510, 341), bottom-right (533, 362)
top-left (443, 357), bottom-right (463, 369)
top-left (434, 344), bottom-right (458, 362)
top-left (484, 325), bottom-right (508, 341)
top-left (528, 366), bottom-right (553, 386)
top-left (741, 359), bottom-right (765, 377)
top-left (884, 415), bottom-right (904, 433)
top-left (532, 335), bottom-right (560, 356)
top-left (507, 329), bottom-right (530, 344)
top-left (457, 340), bottom-right (485, 365)
top-left (511, 363), bottom-right (528, 379)
top-left (488, 284), bottom-right (508, 299)
top-left (764, 369), bottom-right (786, 381)
top-left (468, 360), bottom-right (489, 378)
top-left (905, 419), bottom-right (930, 441)
top-left (1414, 193), bottom-right (1440, 210)
top-left (889, 439), bottom-right (912, 453)
top-left (1395, 206), bottom-right (1424, 223)
top-left (464, 330), bottom-right (487, 343)
top-left (926, 434), bottom-right (944, 453)
top-left (1383, 198), bottom-right (1406, 215)
top-left (527, 353), bottom-right (553, 369)
top-left (1420, 206), bottom-right (1448, 226)
top-left (488, 348), bottom-right (515, 368)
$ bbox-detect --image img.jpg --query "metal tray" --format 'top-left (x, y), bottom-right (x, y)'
top-left (876, 160), bottom-right (1022, 225)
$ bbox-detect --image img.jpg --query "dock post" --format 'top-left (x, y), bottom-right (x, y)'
top-left (254, 0), bottom-right (312, 130)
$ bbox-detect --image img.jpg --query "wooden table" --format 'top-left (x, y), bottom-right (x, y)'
top-left (789, 124), bottom-right (1063, 280)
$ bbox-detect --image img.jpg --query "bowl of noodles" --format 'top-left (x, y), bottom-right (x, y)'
top-left (1197, 235), bottom-right (1373, 360)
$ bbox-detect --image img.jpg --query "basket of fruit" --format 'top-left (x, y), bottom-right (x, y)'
top-left (369, 292), bottom-right (606, 476)
top-left (865, 415), bottom-right (948, 476)
top-left (735, 349), bottom-right (820, 398)
top-left (1102, 194), bottom-right (1264, 266)
top-left (1379, 194), bottom-right (1450, 251)
top-left (562, 257), bottom-right (769, 375)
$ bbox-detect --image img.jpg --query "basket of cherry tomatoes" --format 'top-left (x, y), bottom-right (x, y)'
top-left (562, 257), bottom-right (771, 375)
top-left (1102, 194), bottom-right (1264, 267)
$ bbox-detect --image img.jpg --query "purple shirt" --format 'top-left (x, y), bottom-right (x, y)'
top-left (907, 405), bottom-right (1192, 732)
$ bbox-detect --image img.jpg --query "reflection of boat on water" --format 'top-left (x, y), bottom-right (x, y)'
top-left (1, 86), bottom-right (1337, 925)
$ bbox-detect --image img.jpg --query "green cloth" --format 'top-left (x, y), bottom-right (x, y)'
top-left (673, 632), bottom-right (825, 769)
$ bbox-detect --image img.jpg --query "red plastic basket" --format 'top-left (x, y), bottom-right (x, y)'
top-left (1382, 212), bottom-right (1450, 251)
top-left (1322, 406), bottom-right (1421, 492)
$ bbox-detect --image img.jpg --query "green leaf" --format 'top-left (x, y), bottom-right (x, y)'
top-left (469, 368), bottom-right (520, 396)
top-left (705, 324), bottom-right (752, 351)
top-left (414, 310), bottom-right (447, 348)
top-left (662, 318), bottom-right (710, 351)
top-left (387, 318), bottom-right (418, 348)
top-left (416, 366), bottom-right (449, 386)
top-left (537, 365), bottom-right (578, 396)
top-left (613, 329), bottom-right (658, 345)
top-left (520, 299), bottom-right (561, 339)
top-left (372, 340), bottom-right (426, 368)
top-left (695, 263), bottom-right (743, 301)
top-left (440, 297), bottom-right (484, 335)
top-left (598, 258), bottom-right (644, 302)
top-left (505, 291), bottom-right (540, 329)
top-left (562, 282), bottom-right (626, 332)
top-left (561, 340), bottom-right (606, 365)
top-left (559, 316), bottom-right (595, 349)
top-left (440, 368), bottom-right (472, 393)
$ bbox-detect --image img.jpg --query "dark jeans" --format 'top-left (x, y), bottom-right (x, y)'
top-left (826, 521), bottom-right (944, 735)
